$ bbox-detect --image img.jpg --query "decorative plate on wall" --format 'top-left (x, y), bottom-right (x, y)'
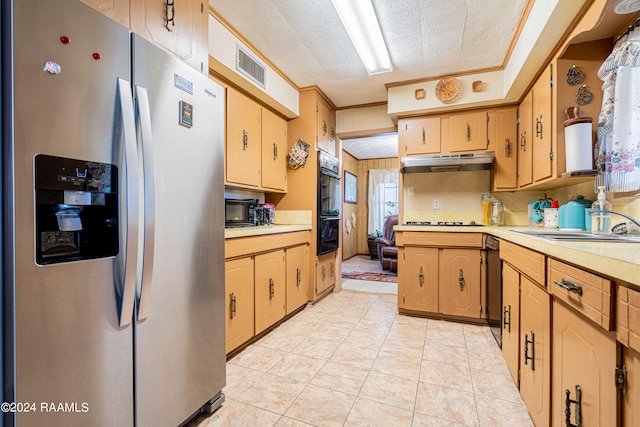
top-left (435, 77), bottom-right (461, 103)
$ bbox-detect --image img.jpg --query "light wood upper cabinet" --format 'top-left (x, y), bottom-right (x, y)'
top-left (518, 90), bottom-right (533, 187)
top-left (130, 0), bottom-right (208, 73)
top-left (226, 87), bottom-right (262, 187)
top-left (317, 99), bottom-right (336, 156)
top-left (519, 276), bottom-right (551, 427)
top-left (532, 64), bottom-right (553, 183)
top-left (552, 299), bottom-right (617, 427)
top-left (518, 64), bottom-right (552, 188)
top-left (501, 262), bottom-right (521, 386)
top-left (261, 109), bottom-right (287, 191)
top-left (491, 108), bottom-right (518, 191)
top-left (80, 0), bottom-right (130, 27)
top-left (398, 117), bottom-right (441, 156)
top-left (398, 247), bottom-right (439, 313)
top-left (447, 111), bottom-right (488, 152)
top-left (438, 248), bottom-right (482, 318)
top-left (254, 250), bottom-right (286, 335)
top-left (225, 257), bottom-right (255, 354)
top-left (286, 245), bottom-right (309, 315)
top-left (82, 0), bottom-right (208, 73)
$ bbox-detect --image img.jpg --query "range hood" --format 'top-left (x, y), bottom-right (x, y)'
top-left (401, 152), bottom-right (494, 173)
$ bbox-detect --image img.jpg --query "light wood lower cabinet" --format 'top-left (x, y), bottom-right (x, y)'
top-left (439, 249), bottom-right (482, 318)
top-left (552, 299), bottom-right (617, 427)
top-left (501, 262), bottom-right (521, 385)
top-left (519, 276), bottom-right (551, 427)
top-left (254, 250), bottom-right (286, 335)
top-left (623, 347), bottom-right (640, 427)
top-left (286, 245), bottom-right (309, 315)
top-left (316, 253), bottom-right (336, 296)
top-left (225, 257), bottom-right (255, 354)
top-left (398, 247), bottom-right (438, 312)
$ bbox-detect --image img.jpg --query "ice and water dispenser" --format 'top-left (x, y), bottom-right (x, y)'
top-left (35, 154), bottom-right (119, 264)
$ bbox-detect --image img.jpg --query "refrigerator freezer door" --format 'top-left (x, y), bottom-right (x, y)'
top-left (10, 0), bottom-right (134, 425)
top-left (132, 35), bottom-right (226, 426)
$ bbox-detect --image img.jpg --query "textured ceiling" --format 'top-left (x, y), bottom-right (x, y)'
top-left (342, 133), bottom-right (398, 160)
top-left (209, 0), bottom-right (528, 108)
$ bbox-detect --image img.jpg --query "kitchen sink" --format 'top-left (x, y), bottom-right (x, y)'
top-left (511, 229), bottom-right (640, 242)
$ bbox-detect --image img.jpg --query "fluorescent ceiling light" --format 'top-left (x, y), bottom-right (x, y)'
top-left (331, 0), bottom-right (392, 75)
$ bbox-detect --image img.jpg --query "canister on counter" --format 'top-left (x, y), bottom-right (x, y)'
top-left (481, 194), bottom-right (492, 226)
top-left (260, 203), bottom-right (275, 225)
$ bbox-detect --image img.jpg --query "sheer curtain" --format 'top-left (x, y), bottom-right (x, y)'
top-left (368, 169), bottom-right (399, 235)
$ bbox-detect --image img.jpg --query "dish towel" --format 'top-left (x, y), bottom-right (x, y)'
top-left (595, 25), bottom-right (640, 192)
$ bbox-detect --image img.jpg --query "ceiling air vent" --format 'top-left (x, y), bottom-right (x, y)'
top-left (236, 45), bottom-right (266, 89)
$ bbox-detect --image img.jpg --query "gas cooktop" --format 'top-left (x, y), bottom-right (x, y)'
top-left (402, 221), bottom-right (483, 226)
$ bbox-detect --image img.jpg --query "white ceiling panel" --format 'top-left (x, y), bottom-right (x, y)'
top-left (210, 0), bottom-right (528, 108)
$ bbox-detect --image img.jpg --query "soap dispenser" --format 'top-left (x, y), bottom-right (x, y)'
top-left (590, 186), bottom-right (612, 234)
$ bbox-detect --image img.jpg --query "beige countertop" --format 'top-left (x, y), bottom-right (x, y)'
top-left (225, 224), bottom-right (312, 239)
top-left (394, 224), bottom-right (640, 286)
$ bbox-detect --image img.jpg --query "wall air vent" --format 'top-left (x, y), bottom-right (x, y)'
top-left (236, 45), bottom-right (266, 89)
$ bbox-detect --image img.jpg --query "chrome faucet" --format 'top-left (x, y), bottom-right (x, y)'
top-left (587, 209), bottom-right (640, 233)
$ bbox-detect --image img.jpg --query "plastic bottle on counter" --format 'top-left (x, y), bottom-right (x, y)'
top-left (590, 186), bottom-right (612, 234)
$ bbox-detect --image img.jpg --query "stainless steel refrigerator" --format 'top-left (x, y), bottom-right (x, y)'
top-left (1, 0), bottom-right (226, 425)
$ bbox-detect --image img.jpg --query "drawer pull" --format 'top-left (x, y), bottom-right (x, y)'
top-left (465, 123), bottom-right (471, 141)
top-left (418, 266), bottom-right (424, 287)
top-left (269, 278), bottom-right (275, 300)
top-left (565, 385), bottom-right (582, 427)
top-left (503, 304), bottom-right (511, 333)
top-left (554, 279), bottom-right (583, 296)
top-left (421, 127), bottom-right (425, 144)
top-left (524, 331), bottom-right (535, 371)
top-left (229, 292), bottom-right (237, 319)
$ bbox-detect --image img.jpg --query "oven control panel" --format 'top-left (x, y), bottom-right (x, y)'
top-left (318, 150), bottom-right (339, 176)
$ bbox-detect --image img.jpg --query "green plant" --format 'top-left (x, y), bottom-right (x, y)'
top-left (370, 230), bottom-right (382, 238)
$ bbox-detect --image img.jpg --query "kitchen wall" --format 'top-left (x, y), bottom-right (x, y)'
top-left (403, 170), bottom-right (491, 224)
top-left (341, 152), bottom-right (398, 260)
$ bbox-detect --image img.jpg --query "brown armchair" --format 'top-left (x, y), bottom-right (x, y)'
top-left (375, 215), bottom-right (398, 272)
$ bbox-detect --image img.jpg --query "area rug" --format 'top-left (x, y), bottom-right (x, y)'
top-left (342, 255), bottom-right (398, 283)
top-left (341, 271), bottom-right (398, 283)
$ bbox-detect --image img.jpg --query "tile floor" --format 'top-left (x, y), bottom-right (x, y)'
top-left (189, 287), bottom-right (534, 427)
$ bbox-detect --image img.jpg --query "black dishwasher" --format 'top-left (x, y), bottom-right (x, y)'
top-left (486, 235), bottom-right (502, 347)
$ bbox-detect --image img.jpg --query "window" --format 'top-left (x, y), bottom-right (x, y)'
top-left (368, 169), bottom-right (398, 235)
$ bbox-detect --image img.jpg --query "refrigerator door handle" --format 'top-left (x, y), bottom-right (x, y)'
top-left (115, 78), bottom-right (139, 328)
top-left (135, 85), bottom-right (156, 322)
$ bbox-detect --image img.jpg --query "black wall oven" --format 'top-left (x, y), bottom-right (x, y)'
top-left (317, 150), bottom-right (340, 255)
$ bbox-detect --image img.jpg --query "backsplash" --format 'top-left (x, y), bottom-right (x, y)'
top-left (403, 170), bottom-right (490, 223)
top-left (402, 173), bottom-right (640, 227)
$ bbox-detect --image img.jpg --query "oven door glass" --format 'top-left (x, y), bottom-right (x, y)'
top-left (318, 216), bottom-right (339, 255)
top-left (320, 174), bottom-right (340, 216)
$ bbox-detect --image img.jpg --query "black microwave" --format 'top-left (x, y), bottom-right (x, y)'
top-left (225, 198), bottom-right (258, 227)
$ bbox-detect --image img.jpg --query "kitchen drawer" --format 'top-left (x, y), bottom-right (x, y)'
top-left (549, 258), bottom-right (614, 331)
top-left (618, 285), bottom-right (640, 352)
top-left (499, 240), bottom-right (545, 287)
top-left (396, 232), bottom-right (483, 248)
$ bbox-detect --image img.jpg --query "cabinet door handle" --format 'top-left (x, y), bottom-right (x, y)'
top-left (565, 385), bottom-right (582, 427)
top-left (554, 279), bottom-right (583, 296)
top-left (458, 268), bottom-right (465, 291)
top-left (296, 268), bottom-right (301, 287)
top-left (322, 265), bottom-right (326, 281)
top-left (242, 129), bottom-right (248, 150)
top-left (273, 142), bottom-right (278, 160)
top-left (421, 127), bottom-right (425, 144)
top-left (330, 262), bottom-right (334, 275)
top-left (520, 131), bottom-right (527, 151)
top-left (524, 331), bottom-right (535, 371)
top-left (465, 123), bottom-right (471, 141)
top-left (229, 292), bottom-right (237, 319)
top-left (323, 120), bottom-right (327, 136)
top-left (165, 0), bottom-right (175, 31)
top-left (505, 138), bottom-right (511, 158)
top-left (269, 278), bottom-right (275, 300)
top-left (330, 126), bottom-right (335, 142)
top-left (503, 304), bottom-right (511, 333)
top-left (535, 116), bottom-right (543, 138)
top-left (418, 266), bottom-right (424, 287)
